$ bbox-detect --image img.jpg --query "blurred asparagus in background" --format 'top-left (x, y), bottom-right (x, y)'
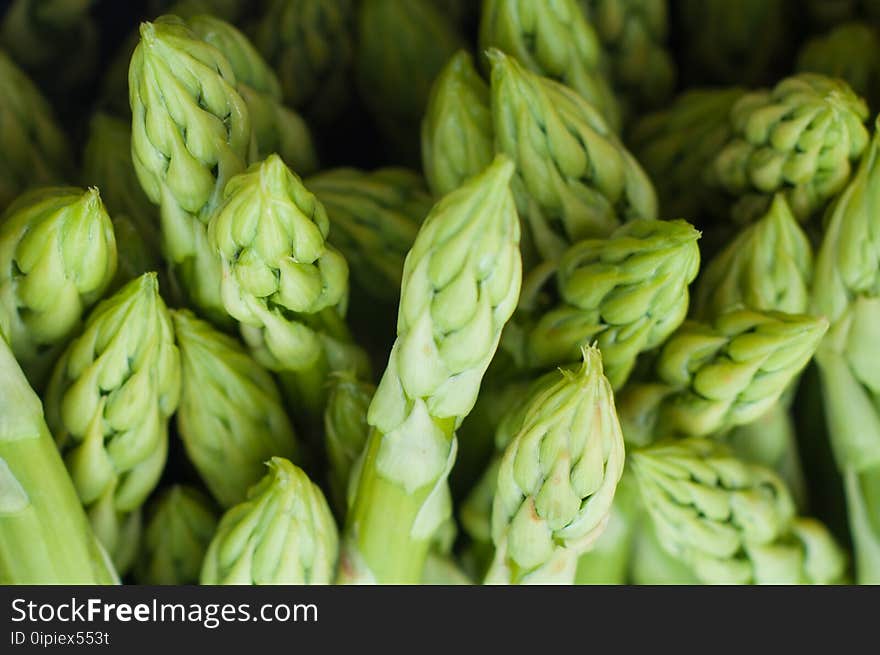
top-left (134, 485), bottom-right (219, 585)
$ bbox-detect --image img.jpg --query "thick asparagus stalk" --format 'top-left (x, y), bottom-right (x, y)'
top-left (340, 156), bottom-right (521, 584)
top-left (0, 336), bottom-right (118, 584)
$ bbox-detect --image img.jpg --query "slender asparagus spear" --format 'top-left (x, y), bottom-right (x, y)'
top-left (340, 155), bottom-right (522, 584)
top-left (44, 273), bottom-right (181, 574)
top-left (172, 309), bottom-right (302, 508)
top-left (811, 116), bottom-right (880, 582)
top-left (134, 485), bottom-right (219, 585)
top-left (421, 50), bottom-right (494, 199)
top-left (201, 457), bottom-right (339, 584)
top-left (488, 49), bottom-right (657, 261)
top-left (128, 16), bottom-right (251, 325)
top-left (631, 437), bottom-right (847, 584)
top-left (0, 49), bottom-right (72, 210)
top-left (0, 336), bottom-right (118, 584)
top-left (207, 154), bottom-right (370, 422)
top-left (485, 347), bottom-right (625, 584)
top-left (0, 187), bottom-right (117, 390)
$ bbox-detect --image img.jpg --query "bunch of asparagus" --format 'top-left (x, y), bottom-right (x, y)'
top-left (1, 0), bottom-right (879, 586)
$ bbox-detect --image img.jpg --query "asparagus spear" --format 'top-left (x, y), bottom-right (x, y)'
top-left (618, 308), bottom-right (828, 444)
top-left (709, 73), bottom-right (870, 224)
top-left (340, 155), bottom-right (522, 584)
top-left (693, 194), bottom-right (812, 320)
top-left (421, 50), bottom-right (494, 199)
top-left (201, 457), bottom-right (339, 584)
top-left (44, 273), bottom-right (181, 574)
top-left (506, 218), bottom-right (700, 389)
top-left (134, 485), bottom-right (219, 585)
top-left (811, 116), bottom-right (880, 582)
top-left (128, 16), bottom-right (251, 326)
top-left (0, 335), bottom-right (118, 584)
top-left (485, 347), bottom-right (625, 584)
top-left (207, 154), bottom-right (370, 422)
top-left (0, 187), bottom-right (117, 390)
top-left (488, 49), bottom-right (657, 262)
top-left (172, 309), bottom-right (302, 508)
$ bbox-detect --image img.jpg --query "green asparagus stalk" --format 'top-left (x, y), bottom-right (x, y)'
top-left (631, 437), bottom-right (847, 584)
top-left (693, 194), bottom-right (813, 320)
top-left (44, 273), bottom-right (181, 574)
top-left (480, 0), bottom-right (621, 132)
top-left (422, 553), bottom-right (474, 585)
top-left (340, 155), bottom-right (522, 584)
top-left (251, 0), bottom-right (355, 126)
top-left (356, 0), bottom-right (464, 164)
top-left (797, 22), bottom-right (880, 112)
top-left (506, 218), bottom-right (700, 389)
top-left (207, 154), bottom-right (370, 421)
top-left (488, 49), bottom-right (657, 262)
top-left (578, 0), bottom-right (675, 117)
top-left (201, 457), bottom-right (339, 584)
top-left (134, 485), bottom-right (219, 585)
top-left (128, 16), bottom-right (251, 325)
top-left (0, 187), bottom-right (117, 390)
top-left (709, 73), bottom-right (870, 224)
top-left (811, 116), bottom-right (880, 583)
top-left (0, 49), bottom-right (72, 210)
top-left (324, 372), bottom-right (375, 517)
top-left (485, 347), bottom-right (626, 584)
top-left (421, 50), bottom-right (494, 199)
top-left (187, 13), bottom-right (319, 175)
top-left (674, 0), bottom-right (795, 87)
top-left (0, 336), bottom-right (119, 584)
top-left (172, 309), bottom-right (302, 508)
top-left (629, 86), bottom-right (746, 223)
top-left (305, 167), bottom-right (432, 305)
